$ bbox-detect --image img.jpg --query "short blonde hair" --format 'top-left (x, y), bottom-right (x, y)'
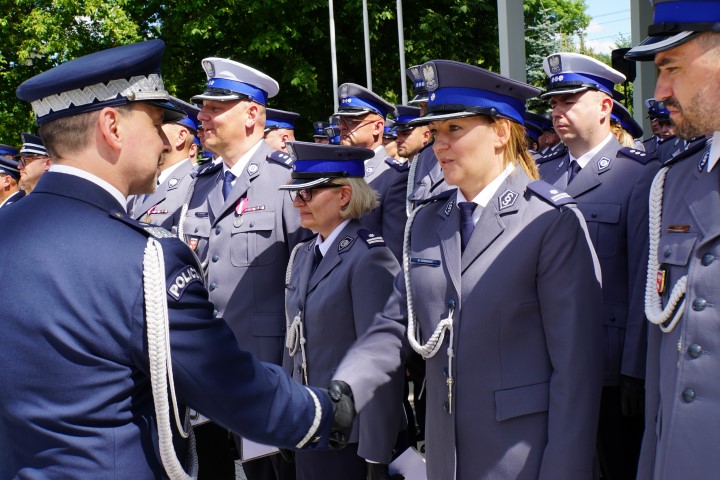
top-left (334, 177), bottom-right (378, 219)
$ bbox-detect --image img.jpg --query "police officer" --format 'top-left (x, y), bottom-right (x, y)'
top-left (312, 121), bottom-right (330, 144)
top-left (16, 133), bottom-right (51, 194)
top-left (404, 65), bottom-right (450, 212)
top-left (625, 3), bottom-right (720, 478)
top-left (335, 83), bottom-right (407, 261)
top-left (611, 100), bottom-right (645, 149)
top-left (382, 119), bottom-right (401, 161)
top-left (264, 108), bottom-right (299, 152)
top-left (0, 39), bottom-right (354, 480)
top-left (177, 56), bottom-right (303, 479)
top-left (335, 59), bottom-right (604, 479)
top-left (280, 141), bottom-right (404, 480)
top-left (537, 52), bottom-right (660, 479)
top-left (0, 145), bottom-right (23, 208)
top-left (128, 96), bottom-right (199, 228)
top-left (393, 105), bottom-right (430, 163)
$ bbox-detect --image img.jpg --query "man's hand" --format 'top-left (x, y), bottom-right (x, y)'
top-left (325, 380), bottom-right (356, 449)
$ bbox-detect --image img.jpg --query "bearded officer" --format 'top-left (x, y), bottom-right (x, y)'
top-left (626, 2), bottom-right (720, 478)
top-left (538, 52), bottom-right (661, 479)
top-left (0, 39), bottom-right (354, 480)
top-left (335, 82), bottom-right (407, 261)
top-left (128, 96), bottom-right (199, 228)
top-left (176, 57), bottom-right (304, 480)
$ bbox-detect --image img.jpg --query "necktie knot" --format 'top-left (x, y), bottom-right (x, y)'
top-left (567, 160), bottom-right (581, 184)
top-left (458, 201), bottom-right (477, 252)
top-left (222, 170), bottom-right (236, 200)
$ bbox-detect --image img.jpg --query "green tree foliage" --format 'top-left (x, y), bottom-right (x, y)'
top-left (1, 0), bottom-right (591, 143)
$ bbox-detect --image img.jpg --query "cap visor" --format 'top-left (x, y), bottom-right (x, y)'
top-left (190, 92), bottom-right (244, 103)
top-left (408, 111), bottom-right (479, 126)
top-left (539, 86), bottom-right (593, 100)
top-left (278, 177), bottom-right (332, 190)
top-left (333, 109), bottom-right (372, 117)
top-left (147, 100), bottom-right (187, 123)
top-left (625, 32), bottom-right (699, 61)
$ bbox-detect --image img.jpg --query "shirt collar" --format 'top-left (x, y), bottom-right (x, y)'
top-left (49, 164), bottom-right (127, 211)
top-left (570, 133), bottom-right (613, 169)
top-left (315, 219), bottom-right (351, 257)
top-left (158, 158), bottom-right (190, 185)
top-left (223, 140), bottom-right (263, 178)
top-left (707, 132), bottom-right (720, 173)
top-left (457, 163), bottom-right (515, 225)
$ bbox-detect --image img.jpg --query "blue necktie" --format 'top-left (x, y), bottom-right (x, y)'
top-left (222, 170), bottom-right (236, 200)
top-left (458, 201), bottom-right (477, 252)
top-left (310, 245), bottom-right (323, 277)
top-left (567, 160), bottom-right (581, 184)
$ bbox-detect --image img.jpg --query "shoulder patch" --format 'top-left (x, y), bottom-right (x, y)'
top-left (267, 150), bottom-right (293, 168)
top-left (167, 265), bottom-right (204, 301)
top-left (535, 145), bottom-right (567, 165)
top-left (195, 161), bottom-right (222, 177)
top-left (527, 181), bottom-right (576, 207)
top-left (337, 235), bottom-right (356, 253)
top-left (385, 157), bottom-right (410, 172)
top-left (618, 147), bottom-right (653, 165)
top-left (357, 229), bottom-right (386, 248)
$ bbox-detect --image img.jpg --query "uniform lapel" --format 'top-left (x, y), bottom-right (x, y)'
top-left (687, 155), bottom-right (720, 248)
top-left (295, 241), bottom-right (316, 306)
top-left (134, 183), bottom-right (168, 219)
top-left (565, 137), bottom-right (620, 197)
top-left (436, 194), bottom-right (462, 296)
top-left (542, 156), bottom-right (571, 188)
top-left (308, 223), bottom-right (356, 294)
top-left (363, 147), bottom-right (387, 183)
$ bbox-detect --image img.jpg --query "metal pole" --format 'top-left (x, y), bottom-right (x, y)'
top-left (329, 0), bottom-right (339, 112)
top-left (362, 0), bottom-right (372, 90)
top-left (397, 0), bottom-right (407, 104)
top-left (497, 0), bottom-right (527, 82)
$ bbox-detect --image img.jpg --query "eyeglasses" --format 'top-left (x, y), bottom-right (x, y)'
top-left (337, 116), bottom-right (373, 129)
top-left (288, 184), bottom-right (343, 203)
top-left (18, 155), bottom-right (47, 167)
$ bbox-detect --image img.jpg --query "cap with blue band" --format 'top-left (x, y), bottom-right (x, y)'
top-left (611, 101), bottom-right (644, 139)
top-left (279, 141), bottom-right (374, 190)
top-left (540, 53), bottom-right (625, 99)
top-left (406, 64), bottom-right (430, 105)
top-left (191, 57), bottom-right (279, 106)
top-left (334, 83), bottom-right (396, 118)
top-left (266, 108), bottom-right (300, 130)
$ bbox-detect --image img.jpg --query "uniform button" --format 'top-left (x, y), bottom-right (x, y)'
top-left (702, 253), bottom-right (715, 266)
top-left (591, 212), bottom-right (598, 219)
top-left (688, 344), bottom-right (703, 358)
top-left (209, 282), bottom-right (217, 291)
top-left (663, 247), bottom-right (672, 258)
top-left (447, 299), bottom-right (456, 309)
top-left (215, 226), bottom-right (222, 235)
top-left (610, 314), bottom-right (616, 323)
top-left (212, 309), bottom-right (218, 318)
top-left (212, 254), bottom-right (220, 263)
top-left (443, 402), bottom-right (449, 413)
top-left (682, 388), bottom-right (696, 403)
top-left (692, 298), bottom-right (708, 311)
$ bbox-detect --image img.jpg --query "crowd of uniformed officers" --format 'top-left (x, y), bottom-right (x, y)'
top-left (2, 1), bottom-right (720, 479)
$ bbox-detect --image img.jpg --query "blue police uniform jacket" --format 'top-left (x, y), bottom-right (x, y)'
top-left (0, 189), bottom-right (24, 208)
top-left (336, 168), bottom-right (604, 479)
top-left (538, 136), bottom-right (660, 385)
top-left (0, 172), bottom-right (333, 479)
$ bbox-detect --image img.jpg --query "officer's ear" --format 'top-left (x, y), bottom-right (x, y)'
top-left (245, 103), bottom-right (261, 129)
top-left (421, 126), bottom-right (432, 144)
top-left (98, 107), bottom-right (124, 153)
top-left (339, 184), bottom-right (352, 207)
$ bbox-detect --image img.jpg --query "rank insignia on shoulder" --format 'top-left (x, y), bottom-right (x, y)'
top-left (698, 151), bottom-right (709, 172)
top-left (167, 265), bottom-right (203, 301)
top-left (597, 156), bottom-right (612, 172)
top-left (444, 198), bottom-right (455, 216)
top-left (357, 229), bottom-right (385, 248)
top-left (267, 150), bottom-right (293, 167)
top-left (498, 189), bottom-right (519, 211)
top-left (338, 235), bottom-right (356, 253)
top-left (145, 226), bottom-right (174, 239)
top-left (619, 147), bottom-right (653, 165)
top-left (527, 181), bottom-right (575, 207)
top-left (385, 157), bottom-right (409, 172)
top-left (196, 161), bottom-right (222, 177)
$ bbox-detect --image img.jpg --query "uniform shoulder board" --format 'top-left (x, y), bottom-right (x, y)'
top-left (418, 188), bottom-right (455, 207)
top-left (267, 150), bottom-right (294, 168)
top-left (385, 157), bottom-right (409, 172)
top-left (194, 161), bottom-right (222, 177)
top-left (527, 181), bottom-right (576, 207)
top-left (357, 229), bottom-right (386, 248)
top-left (617, 147), bottom-right (654, 165)
top-left (109, 210), bottom-right (176, 238)
top-left (535, 145), bottom-right (567, 165)
top-left (665, 136), bottom-right (710, 167)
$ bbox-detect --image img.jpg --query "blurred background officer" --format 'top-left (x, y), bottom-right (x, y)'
top-left (16, 132), bottom-right (51, 194)
top-left (626, 3), bottom-right (720, 478)
top-left (611, 100), bottom-right (645, 149)
top-left (335, 82), bottom-right (407, 261)
top-left (1, 39), bottom-right (353, 480)
top-left (336, 59), bottom-right (605, 479)
top-left (537, 52), bottom-right (660, 479)
top-left (394, 105), bottom-right (430, 163)
top-left (264, 107), bottom-right (299, 152)
top-left (128, 96), bottom-right (199, 228)
top-left (178, 56), bottom-right (302, 480)
top-left (312, 121), bottom-right (330, 144)
top-left (0, 145), bottom-right (23, 208)
top-left (280, 142), bottom-right (405, 480)
top-left (382, 119), bottom-right (401, 161)
top-left (642, 98), bottom-right (673, 155)
top-left (404, 65), bottom-right (450, 212)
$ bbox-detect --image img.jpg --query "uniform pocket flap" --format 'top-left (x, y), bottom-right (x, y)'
top-left (658, 232), bottom-right (697, 266)
top-left (233, 211), bottom-right (275, 233)
top-left (577, 202), bottom-right (621, 224)
top-left (495, 382), bottom-right (550, 421)
top-left (250, 313), bottom-right (285, 337)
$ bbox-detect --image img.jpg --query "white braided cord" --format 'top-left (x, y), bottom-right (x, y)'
top-left (645, 166), bottom-right (687, 333)
top-left (143, 237), bottom-right (198, 480)
top-left (295, 388), bottom-right (323, 448)
top-left (31, 74), bottom-right (167, 117)
top-left (406, 155), bottom-right (419, 216)
top-left (176, 175), bottom-right (200, 241)
top-left (284, 243), bottom-right (310, 385)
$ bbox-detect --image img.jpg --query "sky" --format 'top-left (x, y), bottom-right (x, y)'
top-left (582, 0), bottom-right (632, 55)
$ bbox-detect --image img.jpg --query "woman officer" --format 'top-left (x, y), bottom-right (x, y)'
top-left (279, 142), bottom-right (405, 480)
top-left (334, 60), bottom-right (605, 479)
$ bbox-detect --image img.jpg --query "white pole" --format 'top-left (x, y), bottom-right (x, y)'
top-left (329, 0), bottom-right (339, 112)
top-left (362, 0), bottom-right (372, 90)
top-left (397, 0), bottom-right (407, 104)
